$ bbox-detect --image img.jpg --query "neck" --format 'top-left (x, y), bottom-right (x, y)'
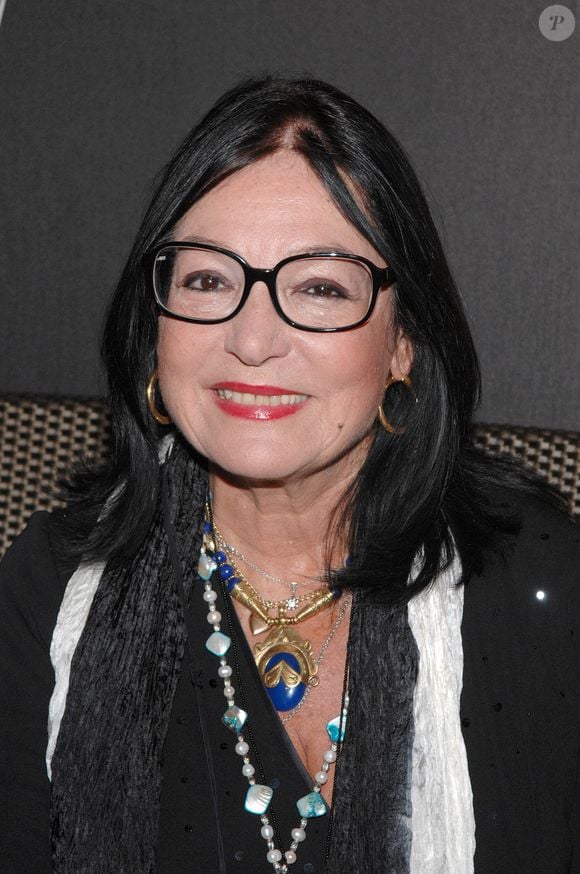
top-left (208, 466), bottom-right (353, 588)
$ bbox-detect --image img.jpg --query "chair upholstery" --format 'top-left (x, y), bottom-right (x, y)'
top-left (1, 394), bottom-right (579, 557)
top-left (0, 395), bottom-right (112, 556)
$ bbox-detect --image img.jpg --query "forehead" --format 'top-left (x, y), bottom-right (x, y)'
top-left (173, 151), bottom-right (384, 267)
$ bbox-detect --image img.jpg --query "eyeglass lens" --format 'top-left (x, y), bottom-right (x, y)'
top-left (153, 246), bottom-right (374, 329)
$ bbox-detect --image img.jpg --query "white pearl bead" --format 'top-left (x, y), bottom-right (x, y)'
top-left (242, 763), bottom-right (255, 777)
top-left (266, 849), bottom-right (282, 863)
top-left (223, 685), bottom-right (234, 697)
top-left (323, 749), bottom-right (337, 763)
top-left (261, 824), bottom-right (274, 839)
top-left (291, 827), bottom-right (306, 842)
top-left (315, 770), bottom-right (328, 784)
top-left (207, 610), bottom-right (221, 624)
top-left (203, 590), bottom-right (217, 602)
top-left (218, 665), bottom-right (232, 678)
top-left (285, 850), bottom-right (297, 864)
top-left (235, 741), bottom-right (249, 756)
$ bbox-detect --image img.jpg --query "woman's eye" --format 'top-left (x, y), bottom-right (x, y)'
top-left (180, 271), bottom-right (230, 292)
top-left (300, 282), bottom-right (349, 299)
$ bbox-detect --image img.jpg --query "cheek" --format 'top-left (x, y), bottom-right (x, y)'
top-left (324, 332), bottom-right (393, 434)
top-left (157, 319), bottom-right (188, 371)
top-left (157, 318), bottom-right (212, 380)
top-left (338, 326), bottom-right (393, 398)
top-left (155, 321), bottom-right (208, 419)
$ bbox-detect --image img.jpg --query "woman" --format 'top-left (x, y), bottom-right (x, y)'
top-left (1, 76), bottom-right (579, 873)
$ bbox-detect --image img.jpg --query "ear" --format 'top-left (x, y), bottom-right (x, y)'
top-left (387, 333), bottom-right (414, 380)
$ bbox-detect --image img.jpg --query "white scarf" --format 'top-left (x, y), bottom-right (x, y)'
top-left (48, 546), bottom-right (475, 870)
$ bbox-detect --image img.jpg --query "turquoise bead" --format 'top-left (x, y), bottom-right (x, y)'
top-left (296, 792), bottom-right (327, 819)
top-left (326, 715), bottom-right (347, 743)
top-left (244, 784), bottom-right (273, 815)
top-left (206, 631), bottom-right (231, 656)
top-left (222, 705), bottom-right (248, 733)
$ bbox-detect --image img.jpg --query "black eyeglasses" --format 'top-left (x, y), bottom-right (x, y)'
top-left (150, 242), bottom-right (396, 333)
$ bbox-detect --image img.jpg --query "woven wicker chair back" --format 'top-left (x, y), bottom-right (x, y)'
top-left (1, 395), bottom-right (579, 556)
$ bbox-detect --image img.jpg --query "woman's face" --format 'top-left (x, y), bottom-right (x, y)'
top-left (157, 151), bottom-right (412, 486)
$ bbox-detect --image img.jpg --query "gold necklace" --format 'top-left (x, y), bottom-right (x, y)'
top-left (202, 512), bottom-right (343, 712)
top-left (212, 526), bottom-right (313, 595)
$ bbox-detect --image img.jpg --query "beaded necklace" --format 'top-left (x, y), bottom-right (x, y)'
top-left (213, 526), bottom-right (311, 595)
top-left (198, 518), bottom-right (349, 872)
top-left (202, 503), bottom-right (345, 714)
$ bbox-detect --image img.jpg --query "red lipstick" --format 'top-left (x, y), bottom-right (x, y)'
top-left (210, 382), bottom-right (309, 420)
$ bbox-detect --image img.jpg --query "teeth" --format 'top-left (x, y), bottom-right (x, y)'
top-left (216, 389), bottom-right (307, 406)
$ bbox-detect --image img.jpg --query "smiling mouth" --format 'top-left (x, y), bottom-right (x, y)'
top-left (215, 389), bottom-right (308, 407)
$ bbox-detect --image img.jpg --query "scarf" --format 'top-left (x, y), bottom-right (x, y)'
top-left (48, 438), bottom-right (475, 872)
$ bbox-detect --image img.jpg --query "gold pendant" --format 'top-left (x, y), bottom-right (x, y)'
top-left (249, 613), bottom-right (270, 636)
top-left (254, 625), bottom-right (319, 694)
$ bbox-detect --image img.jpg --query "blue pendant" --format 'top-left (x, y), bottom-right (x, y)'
top-left (263, 652), bottom-right (307, 711)
top-left (296, 791), bottom-right (327, 819)
top-left (254, 626), bottom-right (319, 713)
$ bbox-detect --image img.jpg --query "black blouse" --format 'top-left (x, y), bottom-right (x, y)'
top-left (157, 562), bottom-right (330, 872)
top-left (0, 513), bottom-right (329, 873)
top-left (1, 497), bottom-right (580, 873)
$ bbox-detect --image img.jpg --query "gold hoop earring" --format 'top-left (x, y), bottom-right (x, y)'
top-left (146, 369), bottom-right (171, 425)
top-left (377, 374), bottom-right (416, 434)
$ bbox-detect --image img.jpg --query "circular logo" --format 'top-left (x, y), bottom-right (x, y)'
top-left (539, 5), bottom-right (576, 40)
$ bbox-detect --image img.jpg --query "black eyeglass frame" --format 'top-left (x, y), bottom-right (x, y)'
top-left (149, 241), bottom-right (397, 333)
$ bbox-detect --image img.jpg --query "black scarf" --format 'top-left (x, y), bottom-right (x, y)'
top-left (50, 440), bottom-right (418, 872)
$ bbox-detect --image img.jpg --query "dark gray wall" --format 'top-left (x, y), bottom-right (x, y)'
top-left (1, 0), bottom-right (578, 428)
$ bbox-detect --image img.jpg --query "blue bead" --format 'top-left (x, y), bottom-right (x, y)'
top-left (219, 564), bottom-right (235, 580)
top-left (227, 576), bottom-right (240, 592)
top-left (215, 550), bottom-right (227, 564)
top-left (203, 521), bottom-right (212, 534)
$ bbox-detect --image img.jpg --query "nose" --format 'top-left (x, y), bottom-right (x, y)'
top-left (223, 280), bottom-right (292, 366)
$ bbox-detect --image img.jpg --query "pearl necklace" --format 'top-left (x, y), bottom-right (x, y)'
top-left (197, 528), bottom-right (349, 872)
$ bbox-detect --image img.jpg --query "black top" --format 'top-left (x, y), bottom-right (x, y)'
top-left (1, 497), bottom-right (580, 873)
top-left (0, 512), bottom-right (328, 874)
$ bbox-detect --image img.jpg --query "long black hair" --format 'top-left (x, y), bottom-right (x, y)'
top-left (59, 75), bottom-right (560, 599)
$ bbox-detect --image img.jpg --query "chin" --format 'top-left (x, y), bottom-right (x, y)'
top-left (210, 453), bottom-right (309, 486)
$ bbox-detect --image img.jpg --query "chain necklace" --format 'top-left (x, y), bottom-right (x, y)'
top-left (197, 522), bottom-right (349, 872)
top-left (213, 525), bottom-right (313, 594)
top-left (202, 503), bottom-right (345, 714)
top-left (280, 594), bottom-right (350, 725)
top-left (218, 554), bottom-right (326, 618)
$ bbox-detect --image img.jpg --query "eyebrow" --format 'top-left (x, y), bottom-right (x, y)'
top-left (172, 233), bottom-right (359, 258)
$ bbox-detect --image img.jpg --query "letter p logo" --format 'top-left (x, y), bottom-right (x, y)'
top-left (539, 5), bottom-right (576, 40)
